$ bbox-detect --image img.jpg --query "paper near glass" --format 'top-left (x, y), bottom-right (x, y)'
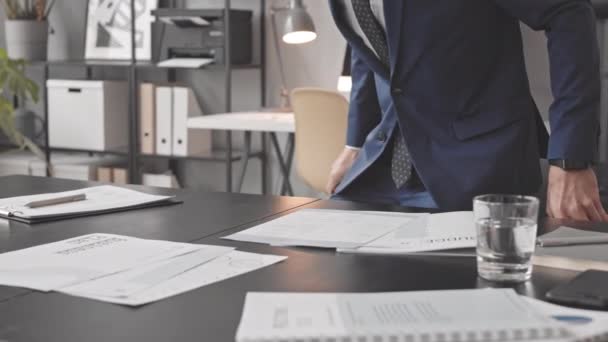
top-left (223, 209), bottom-right (421, 249)
top-left (0, 233), bottom-right (199, 292)
top-left (342, 211), bottom-right (476, 254)
top-left (64, 251), bottom-right (287, 306)
top-left (533, 227), bottom-right (608, 272)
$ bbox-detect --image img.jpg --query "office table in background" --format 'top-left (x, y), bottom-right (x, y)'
top-left (1, 176), bottom-right (607, 341)
top-left (187, 111), bottom-right (296, 196)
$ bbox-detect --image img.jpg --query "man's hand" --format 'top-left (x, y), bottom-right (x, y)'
top-left (325, 147), bottom-right (360, 194)
top-left (547, 166), bottom-right (608, 221)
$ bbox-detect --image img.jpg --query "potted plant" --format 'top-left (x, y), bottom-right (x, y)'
top-left (0, 48), bottom-right (44, 159)
top-left (2, 0), bottom-right (56, 61)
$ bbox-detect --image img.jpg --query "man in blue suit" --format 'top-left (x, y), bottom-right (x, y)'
top-left (327, 0), bottom-right (608, 221)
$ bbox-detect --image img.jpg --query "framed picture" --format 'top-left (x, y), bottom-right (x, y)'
top-left (85, 0), bottom-right (157, 60)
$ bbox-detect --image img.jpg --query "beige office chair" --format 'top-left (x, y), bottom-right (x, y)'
top-left (291, 88), bottom-right (349, 194)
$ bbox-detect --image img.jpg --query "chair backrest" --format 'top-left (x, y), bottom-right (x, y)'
top-left (291, 88), bottom-right (349, 194)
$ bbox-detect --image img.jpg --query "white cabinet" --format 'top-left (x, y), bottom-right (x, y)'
top-left (47, 80), bottom-right (128, 151)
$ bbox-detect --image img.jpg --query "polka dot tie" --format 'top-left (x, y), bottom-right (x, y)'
top-left (351, 0), bottom-right (389, 65)
top-left (390, 133), bottom-right (412, 188)
top-left (352, 0), bottom-right (413, 188)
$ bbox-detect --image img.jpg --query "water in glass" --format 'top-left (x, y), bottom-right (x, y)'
top-left (476, 217), bottom-right (537, 282)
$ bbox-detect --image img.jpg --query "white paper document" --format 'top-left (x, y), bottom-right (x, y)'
top-left (65, 251), bottom-right (287, 306)
top-left (0, 233), bottom-right (199, 291)
top-left (341, 211), bottom-right (477, 254)
top-left (0, 185), bottom-right (173, 220)
top-left (223, 209), bottom-right (420, 249)
top-left (157, 58), bottom-right (214, 68)
top-left (522, 296), bottom-right (608, 340)
top-left (61, 245), bottom-right (234, 298)
top-left (224, 209), bottom-right (477, 254)
top-left (159, 16), bottom-right (211, 26)
top-left (236, 289), bottom-right (570, 342)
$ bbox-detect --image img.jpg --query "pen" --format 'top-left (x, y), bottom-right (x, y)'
top-left (24, 193), bottom-right (87, 209)
top-left (536, 236), bottom-right (608, 247)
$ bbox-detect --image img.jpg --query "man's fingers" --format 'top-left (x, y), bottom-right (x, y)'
top-left (592, 198), bottom-right (608, 222)
top-left (325, 178), bottom-right (337, 194)
top-left (545, 195), bottom-right (557, 218)
top-left (546, 203), bottom-right (555, 218)
top-left (326, 171), bottom-right (343, 194)
top-left (583, 199), bottom-right (603, 222)
top-left (560, 203), bottom-right (590, 221)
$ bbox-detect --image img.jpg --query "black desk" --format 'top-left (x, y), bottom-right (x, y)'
top-left (0, 176), bottom-right (317, 252)
top-left (1, 179), bottom-right (607, 342)
top-left (0, 176), bottom-right (316, 305)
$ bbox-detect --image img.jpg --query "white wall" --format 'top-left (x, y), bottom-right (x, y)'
top-left (265, 1), bottom-right (345, 197)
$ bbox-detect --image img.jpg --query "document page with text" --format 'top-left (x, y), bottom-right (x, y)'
top-left (223, 209), bottom-right (423, 249)
top-left (236, 289), bottom-right (571, 342)
top-left (61, 244), bottom-right (234, 298)
top-left (342, 211), bottom-right (476, 254)
top-left (0, 233), bottom-right (199, 291)
top-left (63, 251), bottom-right (287, 306)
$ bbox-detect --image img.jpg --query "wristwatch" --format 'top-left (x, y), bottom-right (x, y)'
top-left (548, 159), bottom-right (592, 170)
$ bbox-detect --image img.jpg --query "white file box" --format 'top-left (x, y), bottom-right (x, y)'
top-left (47, 80), bottom-right (128, 151)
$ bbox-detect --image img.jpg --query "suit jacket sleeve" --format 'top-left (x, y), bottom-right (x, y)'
top-left (346, 47), bottom-right (382, 147)
top-left (494, 0), bottom-right (601, 162)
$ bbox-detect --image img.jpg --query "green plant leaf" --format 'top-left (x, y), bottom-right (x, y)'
top-left (0, 47), bottom-right (43, 160)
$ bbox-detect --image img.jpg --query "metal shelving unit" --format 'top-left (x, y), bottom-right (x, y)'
top-left (25, 0), bottom-right (267, 192)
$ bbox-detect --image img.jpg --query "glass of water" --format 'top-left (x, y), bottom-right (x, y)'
top-left (473, 194), bottom-right (539, 283)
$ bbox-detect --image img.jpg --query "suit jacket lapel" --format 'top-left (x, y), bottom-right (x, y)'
top-left (328, 0), bottom-right (390, 80)
top-left (383, 0), bottom-right (404, 76)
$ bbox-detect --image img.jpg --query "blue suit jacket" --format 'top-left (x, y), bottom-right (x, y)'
top-left (330, 0), bottom-right (600, 210)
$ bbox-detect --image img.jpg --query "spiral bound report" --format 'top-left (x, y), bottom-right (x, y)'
top-left (235, 289), bottom-right (576, 342)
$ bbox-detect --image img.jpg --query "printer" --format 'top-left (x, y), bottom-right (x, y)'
top-left (152, 8), bottom-right (252, 65)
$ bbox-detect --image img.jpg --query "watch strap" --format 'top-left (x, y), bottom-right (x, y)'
top-left (548, 159), bottom-right (592, 170)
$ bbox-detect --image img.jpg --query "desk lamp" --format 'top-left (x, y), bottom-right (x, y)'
top-left (270, 0), bottom-right (317, 111)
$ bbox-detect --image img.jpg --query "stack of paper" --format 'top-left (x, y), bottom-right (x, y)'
top-left (0, 234), bottom-right (286, 306)
top-left (223, 209), bottom-right (477, 255)
top-left (224, 209), bottom-right (418, 249)
top-left (157, 58), bottom-right (214, 68)
top-left (0, 185), bottom-right (176, 224)
top-left (533, 227), bottom-right (608, 272)
top-left (235, 289), bottom-right (572, 342)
